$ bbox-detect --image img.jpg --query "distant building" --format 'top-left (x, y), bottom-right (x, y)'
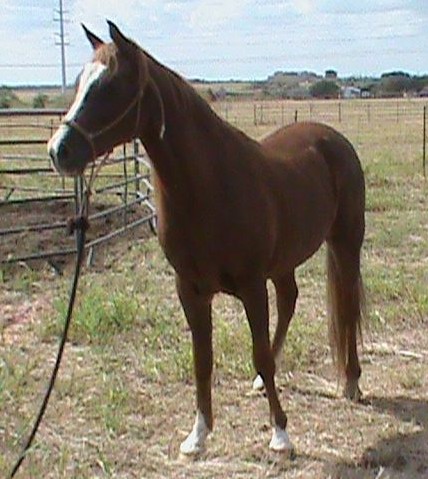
top-left (419, 86), bottom-right (428, 98)
top-left (341, 86), bottom-right (361, 99)
top-left (360, 88), bottom-right (372, 98)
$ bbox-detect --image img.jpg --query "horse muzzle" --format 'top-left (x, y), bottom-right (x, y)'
top-left (48, 124), bottom-right (93, 177)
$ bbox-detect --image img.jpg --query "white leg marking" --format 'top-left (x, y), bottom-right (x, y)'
top-left (269, 426), bottom-right (294, 453)
top-left (253, 356), bottom-right (283, 391)
top-left (47, 62), bottom-right (107, 156)
top-left (180, 410), bottom-right (209, 456)
top-left (253, 374), bottom-right (264, 391)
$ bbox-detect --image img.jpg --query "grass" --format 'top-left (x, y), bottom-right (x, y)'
top-left (0, 97), bottom-right (428, 477)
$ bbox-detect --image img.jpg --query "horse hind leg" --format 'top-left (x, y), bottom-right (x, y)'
top-left (326, 239), bottom-right (365, 401)
top-left (253, 272), bottom-right (298, 391)
top-left (241, 279), bottom-right (294, 453)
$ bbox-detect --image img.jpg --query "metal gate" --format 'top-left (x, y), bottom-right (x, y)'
top-left (0, 109), bottom-right (156, 268)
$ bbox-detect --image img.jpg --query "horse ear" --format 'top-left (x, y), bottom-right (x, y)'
top-left (107, 20), bottom-right (135, 56)
top-left (81, 24), bottom-right (104, 50)
top-left (107, 19), bottom-right (149, 86)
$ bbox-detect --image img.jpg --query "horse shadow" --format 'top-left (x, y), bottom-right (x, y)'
top-left (325, 394), bottom-right (428, 478)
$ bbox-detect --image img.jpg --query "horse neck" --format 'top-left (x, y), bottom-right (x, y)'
top-left (137, 54), bottom-right (259, 199)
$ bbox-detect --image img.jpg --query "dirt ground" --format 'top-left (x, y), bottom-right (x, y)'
top-left (1, 272), bottom-right (427, 479)
top-left (0, 199), bottom-right (153, 272)
top-left (101, 326), bottom-right (428, 479)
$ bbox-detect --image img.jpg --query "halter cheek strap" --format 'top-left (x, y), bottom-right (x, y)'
top-left (63, 77), bottom-right (167, 167)
top-left (64, 86), bottom-right (144, 164)
top-left (149, 78), bottom-right (166, 140)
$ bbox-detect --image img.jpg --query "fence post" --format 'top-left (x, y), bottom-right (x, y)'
top-left (294, 109), bottom-right (298, 123)
top-left (133, 139), bottom-right (141, 195)
top-left (423, 105), bottom-right (426, 178)
top-left (338, 102), bottom-right (342, 123)
top-left (281, 103), bottom-right (285, 126)
top-left (253, 103), bottom-right (257, 126)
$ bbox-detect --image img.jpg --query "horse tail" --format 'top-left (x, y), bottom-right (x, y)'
top-left (320, 131), bottom-right (366, 386)
top-left (326, 244), bottom-right (366, 378)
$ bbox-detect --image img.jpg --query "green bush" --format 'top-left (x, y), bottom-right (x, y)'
top-left (309, 80), bottom-right (339, 99)
top-left (33, 93), bottom-right (48, 108)
top-left (0, 87), bottom-right (16, 108)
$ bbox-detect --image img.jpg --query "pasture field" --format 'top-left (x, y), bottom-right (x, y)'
top-left (0, 98), bottom-right (428, 478)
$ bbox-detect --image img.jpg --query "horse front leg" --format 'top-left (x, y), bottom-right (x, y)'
top-left (240, 279), bottom-right (294, 453)
top-left (176, 275), bottom-right (213, 456)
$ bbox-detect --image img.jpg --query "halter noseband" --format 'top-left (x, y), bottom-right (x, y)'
top-left (63, 86), bottom-right (144, 164)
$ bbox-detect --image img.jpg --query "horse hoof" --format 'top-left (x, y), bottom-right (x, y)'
top-left (343, 380), bottom-right (362, 402)
top-left (179, 410), bottom-right (209, 457)
top-left (179, 436), bottom-right (205, 457)
top-left (269, 427), bottom-right (294, 455)
top-left (253, 374), bottom-right (264, 391)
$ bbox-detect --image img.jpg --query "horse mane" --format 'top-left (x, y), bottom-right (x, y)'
top-left (93, 38), bottom-right (256, 152)
top-left (143, 49), bottom-right (208, 112)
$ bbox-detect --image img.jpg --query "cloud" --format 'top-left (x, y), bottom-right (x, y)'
top-left (69, 0), bottom-right (163, 37)
top-left (1, 0), bottom-right (427, 84)
top-left (188, 0), bottom-right (251, 30)
top-left (290, 0), bottom-right (317, 15)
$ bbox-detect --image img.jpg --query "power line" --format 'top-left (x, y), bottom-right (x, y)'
top-left (54, 0), bottom-right (68, 94)
top-left (0, 47), bottom-right (426, 70)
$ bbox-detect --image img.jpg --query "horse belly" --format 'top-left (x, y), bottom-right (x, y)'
top-left (269, 176), bottom-right (337, 274)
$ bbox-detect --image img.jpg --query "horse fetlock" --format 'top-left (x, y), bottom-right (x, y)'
top-left (343, 379), bottom-right (362, 402)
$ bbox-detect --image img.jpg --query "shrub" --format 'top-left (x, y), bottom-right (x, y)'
top-left (0, 87), bottom-right (16, 109)
top-left (309, 80), bottom-right (339, 99)
top-left (33, 93), bottom-right (48, 108)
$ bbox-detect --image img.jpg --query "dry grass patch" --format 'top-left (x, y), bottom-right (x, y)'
top-left (1, 98), bottom-right (428, 478)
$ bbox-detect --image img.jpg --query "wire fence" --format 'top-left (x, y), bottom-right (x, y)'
top-left (213, 97), bottom-right (428, 175)
top-left (0, 109), bottom-right (156, 269)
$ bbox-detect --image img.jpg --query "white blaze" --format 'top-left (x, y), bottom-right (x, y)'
top-left (48, 61), bottom-right (107, 155)
top-left (65, 61), bottom-right (107, 122)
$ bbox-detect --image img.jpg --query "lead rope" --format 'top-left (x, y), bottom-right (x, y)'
top-left (7, 55), bottom-right (160, 476)
top-left (7, 184), bottom-right (91, 479)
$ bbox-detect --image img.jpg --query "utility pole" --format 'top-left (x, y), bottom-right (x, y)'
top-left (54, 0), bottom-right (68, 94)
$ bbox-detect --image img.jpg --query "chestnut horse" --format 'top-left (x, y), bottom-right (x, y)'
top-left (48, 22), bottom-right (366, 455)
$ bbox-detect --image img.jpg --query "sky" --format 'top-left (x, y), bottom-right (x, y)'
top-left (1, 0), bottom-right (428, 85)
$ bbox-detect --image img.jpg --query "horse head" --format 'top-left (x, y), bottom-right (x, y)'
top-left (48, 21), bottom-right (150, 176)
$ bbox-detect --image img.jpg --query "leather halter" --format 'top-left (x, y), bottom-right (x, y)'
top-left (63, 86), bottom-right (144, 164)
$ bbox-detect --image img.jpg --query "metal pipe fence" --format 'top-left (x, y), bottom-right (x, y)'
top-left (0, 109), bottom-right (156, 268)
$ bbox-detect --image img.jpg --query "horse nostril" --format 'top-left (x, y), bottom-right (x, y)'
top-left (57, 142), bottom-right (70, 162)
top-left (48, 146), bottom-right (59, 168)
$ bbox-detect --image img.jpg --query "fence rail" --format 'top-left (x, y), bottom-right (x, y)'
top-left (212, 97), bottom-right (427, 175)
top-left (0, 109), bottom-right (156, 267)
